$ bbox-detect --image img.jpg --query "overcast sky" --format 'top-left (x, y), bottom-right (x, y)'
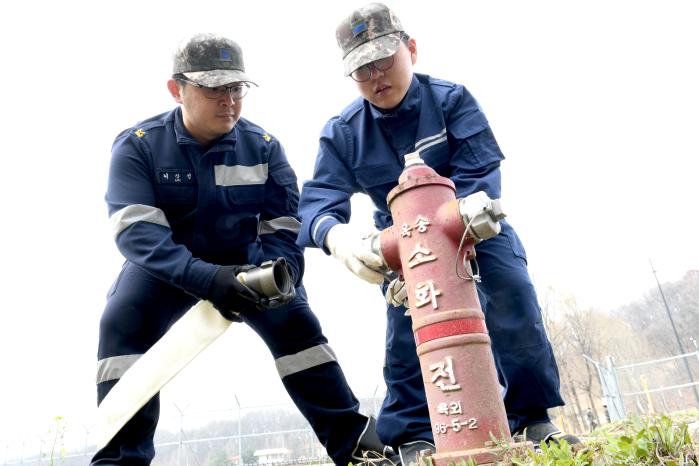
top-left (1, 0), bottom-right (697, 455)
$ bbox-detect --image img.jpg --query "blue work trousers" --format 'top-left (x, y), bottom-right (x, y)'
top-left (92, 262), bottom-right (367, 465)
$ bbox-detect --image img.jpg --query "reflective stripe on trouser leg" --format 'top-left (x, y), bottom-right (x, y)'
top-left (475, 221), bottom-right (565, 433)
top-left (275, 343), bottom-right (337, 378)
top-left (96, 354), bottom-right (141, 384)
top-left (92, 261), bottom-right (196, 465)
top-left (243, 286), bottom-right (368, 466)
top-left (277, 352), bottom-right (368, 465)
top-left (376, 296), bottom-right (433, 449)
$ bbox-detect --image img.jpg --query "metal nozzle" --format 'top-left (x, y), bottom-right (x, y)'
top-left (237, 258), bottom-right (294, 300)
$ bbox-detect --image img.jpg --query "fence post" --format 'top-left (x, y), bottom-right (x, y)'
top-left (235, 395), bottom-right (242, 465)
top-left (583, 354), bottom-right (626, 422)
top-left (602, 356), bottom-right (626, 420)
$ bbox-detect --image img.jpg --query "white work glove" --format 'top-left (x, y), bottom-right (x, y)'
top-left (385, 277), bottom-right (408, 307)
top-left (325, 224), bottom-right (386, 284)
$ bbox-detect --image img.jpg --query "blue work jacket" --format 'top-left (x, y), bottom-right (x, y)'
top-left (106, 107), bottom-right (304, 299)
top-left (298, 73), bottom-right (506, 251)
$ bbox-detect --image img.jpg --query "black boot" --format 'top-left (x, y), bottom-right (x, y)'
top-left (515, 421), bottom-right (581, 449)
top-left (351, 417), bottom-right (397, 465)
top-left (397, 440), bottom-right (436, 466)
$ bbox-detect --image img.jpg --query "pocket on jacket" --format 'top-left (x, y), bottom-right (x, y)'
top-left (155, 185), bottom-right (196, 205)
top-left (269, 165), bottom-right (298, 188)
top-left (225, 185), bottom-right (266, 205)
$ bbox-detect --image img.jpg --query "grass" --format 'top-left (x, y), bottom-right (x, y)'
top-left (46, 415), bottom-right (67, 466)
top-left (353, 411), bottom-right (698, 466)
top-left (502, 411), bottom-right (698, 465)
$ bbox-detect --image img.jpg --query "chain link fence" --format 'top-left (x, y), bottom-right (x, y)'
top-left (587, 350), bottom-right (699, 422)
top-left (1, 396), bottom-right (384, 466)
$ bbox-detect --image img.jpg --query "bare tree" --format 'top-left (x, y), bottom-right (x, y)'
top-left (539, 287), bottom-right (638, 427)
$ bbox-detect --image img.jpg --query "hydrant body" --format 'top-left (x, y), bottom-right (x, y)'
top-left (378, 156), bottom-right (514, 464)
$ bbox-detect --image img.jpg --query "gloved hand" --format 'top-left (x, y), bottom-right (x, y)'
top-left (261, 288), bottom-right (296, 309)
top-left (207, 265), bottom-right (264, 321)
top-left (385, 277), bottom-right (408, 307)
top-left (325, 224), bottom-right (386, 284)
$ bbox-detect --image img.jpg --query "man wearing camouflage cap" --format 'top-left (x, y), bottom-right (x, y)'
top-left (297, 3), bottom-right (578, 463)
top-left (93, 33), bottom-right (391, 466)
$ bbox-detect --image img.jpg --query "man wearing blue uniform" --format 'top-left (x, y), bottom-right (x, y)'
top-left (94, 33), bottom-right (390, 466)
top-left (297, 4), bottom-right (575, 463)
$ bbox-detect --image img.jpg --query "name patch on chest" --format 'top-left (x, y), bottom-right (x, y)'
top-left (156, 169), bottom-right (194, 185)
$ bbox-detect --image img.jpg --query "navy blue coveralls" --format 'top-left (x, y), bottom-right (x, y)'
top-left (95, 107), bottom-right (370, 465)
top-left (297, 74), bottom-right (564, 449)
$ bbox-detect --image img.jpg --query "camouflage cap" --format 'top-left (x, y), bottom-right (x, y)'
top-left (336, 3), bottom-right (404, 76)
top-left (173, 33), bottom-right (256, 87)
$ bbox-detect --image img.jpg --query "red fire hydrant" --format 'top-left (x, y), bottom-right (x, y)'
top-left (374, 153), bottom-right (519, 465)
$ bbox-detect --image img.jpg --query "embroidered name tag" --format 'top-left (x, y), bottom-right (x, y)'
top-left (156, 169), bottom-right (194, 185)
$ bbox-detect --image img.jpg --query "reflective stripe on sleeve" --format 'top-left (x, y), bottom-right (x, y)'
top-left (415, 128), bottom-right (447, 154)
top-left (96, 354), bottom-right (141, 384)
top-left (214, 163), bottom-right (268, 186)
top-left (258, 216), bottom-right (301, 235)
top-left (275, 344), bottom-right (337, 378)
top-left (110, 204), bottom-right (170, 239)
top-left (311, 215), bottom-right (335, 247)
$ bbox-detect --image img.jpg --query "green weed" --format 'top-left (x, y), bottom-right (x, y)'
top-left (506, 413), bottom-right (697, 465)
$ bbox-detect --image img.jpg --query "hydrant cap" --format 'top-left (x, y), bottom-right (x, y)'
top-left (404, 152), bottom-right (425, 167)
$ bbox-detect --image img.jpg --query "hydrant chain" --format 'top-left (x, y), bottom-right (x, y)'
top-left (455, 222), bottom-right (481, 283)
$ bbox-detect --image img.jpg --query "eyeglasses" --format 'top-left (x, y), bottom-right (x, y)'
top-left (350, 55), bottom-right (395, 82)
top-left (175, 76), bottom-right (250, 100)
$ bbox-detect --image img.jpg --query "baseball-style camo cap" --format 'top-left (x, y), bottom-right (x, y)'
top-left (173, 33), bottom-right (256, 87)
top-left (336, 3), bottom-right (404, 76)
